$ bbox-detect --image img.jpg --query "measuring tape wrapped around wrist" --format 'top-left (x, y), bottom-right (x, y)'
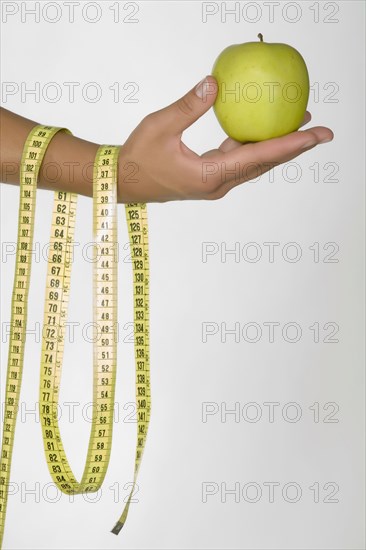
top-left (0, 125), bottom-right (151, 546)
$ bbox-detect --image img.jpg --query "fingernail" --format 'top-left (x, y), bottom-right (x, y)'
top-left (302, 141), bottom-right (317, 150)
top-left (195, 76), bottom-right (209, 99)
top-left (319, 137), bottom-right (333, 144)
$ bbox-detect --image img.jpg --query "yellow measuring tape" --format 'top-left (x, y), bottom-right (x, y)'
top-left (0, 125), bottom-right (151, 546)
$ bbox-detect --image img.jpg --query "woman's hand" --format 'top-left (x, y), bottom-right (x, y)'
top-left (118, 75), bottom-right (334, 202)
top-left (0, 78), bottom-right (333, 203)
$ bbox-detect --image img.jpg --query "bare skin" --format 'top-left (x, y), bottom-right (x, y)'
top-left (0, 75), bottom-right (334, 203)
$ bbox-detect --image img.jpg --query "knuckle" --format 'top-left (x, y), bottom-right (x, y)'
top-left (206, 187), bottom-right (228, 201)
top-left (177, 95), bottom-right (194, 117)
top-left (204, 178), bottom-right (221, 195)
top-left (140, 112), bottom-right (159, 132)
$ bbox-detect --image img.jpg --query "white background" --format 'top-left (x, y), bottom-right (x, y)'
top-left (0, 1), bottom-right (365, 549)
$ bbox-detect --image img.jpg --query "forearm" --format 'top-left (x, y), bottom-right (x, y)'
top-left (0, 107), bottom-right (99, 198)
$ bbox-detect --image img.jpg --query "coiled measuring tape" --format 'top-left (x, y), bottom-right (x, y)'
top-left (0, 125), bottom-right (151, 546)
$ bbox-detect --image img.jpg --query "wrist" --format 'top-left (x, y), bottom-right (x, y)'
top-left (37, 129), bottom-right (99, 197)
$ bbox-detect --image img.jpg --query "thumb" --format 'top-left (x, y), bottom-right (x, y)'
top-left (156, 75), bottom-right (218, 136)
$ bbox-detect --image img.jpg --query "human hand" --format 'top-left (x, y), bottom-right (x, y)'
top-left (118, 75), bottom-right (334, 202)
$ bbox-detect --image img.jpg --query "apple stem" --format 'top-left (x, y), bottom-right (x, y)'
top-left (258, 33), bottom-right (263, 42)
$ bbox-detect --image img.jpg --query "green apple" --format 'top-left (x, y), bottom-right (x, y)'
top-left (211, 34), bottom-right (310, 142)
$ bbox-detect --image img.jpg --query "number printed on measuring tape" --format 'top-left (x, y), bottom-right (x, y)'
top-left (0, 126), bottom-right (72, 547)
top-left (112, 201), bottom-right (151, 534)
top-left (0, 130), bottom-right (151, 547)
top-left (39, 145), bottom-right (119, 497)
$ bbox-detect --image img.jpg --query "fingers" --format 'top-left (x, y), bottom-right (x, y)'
top-left (204, 110), bottom-right (312, 158)
top-left (223, 125), bottom-right (334, 168)
top-left (300, 110), bottom-right (312, 127)
top-left (150, 75), bottom-right (218, 136)
top-left (219, 137), bottom-right (245, 153)
top-left (200, 137), bottom-right (244, 158)
top-left (200, 124), bottom-right (334, 199)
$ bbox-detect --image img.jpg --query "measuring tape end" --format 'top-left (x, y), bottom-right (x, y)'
top-left (111, 521), bottom-right (124, 535)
